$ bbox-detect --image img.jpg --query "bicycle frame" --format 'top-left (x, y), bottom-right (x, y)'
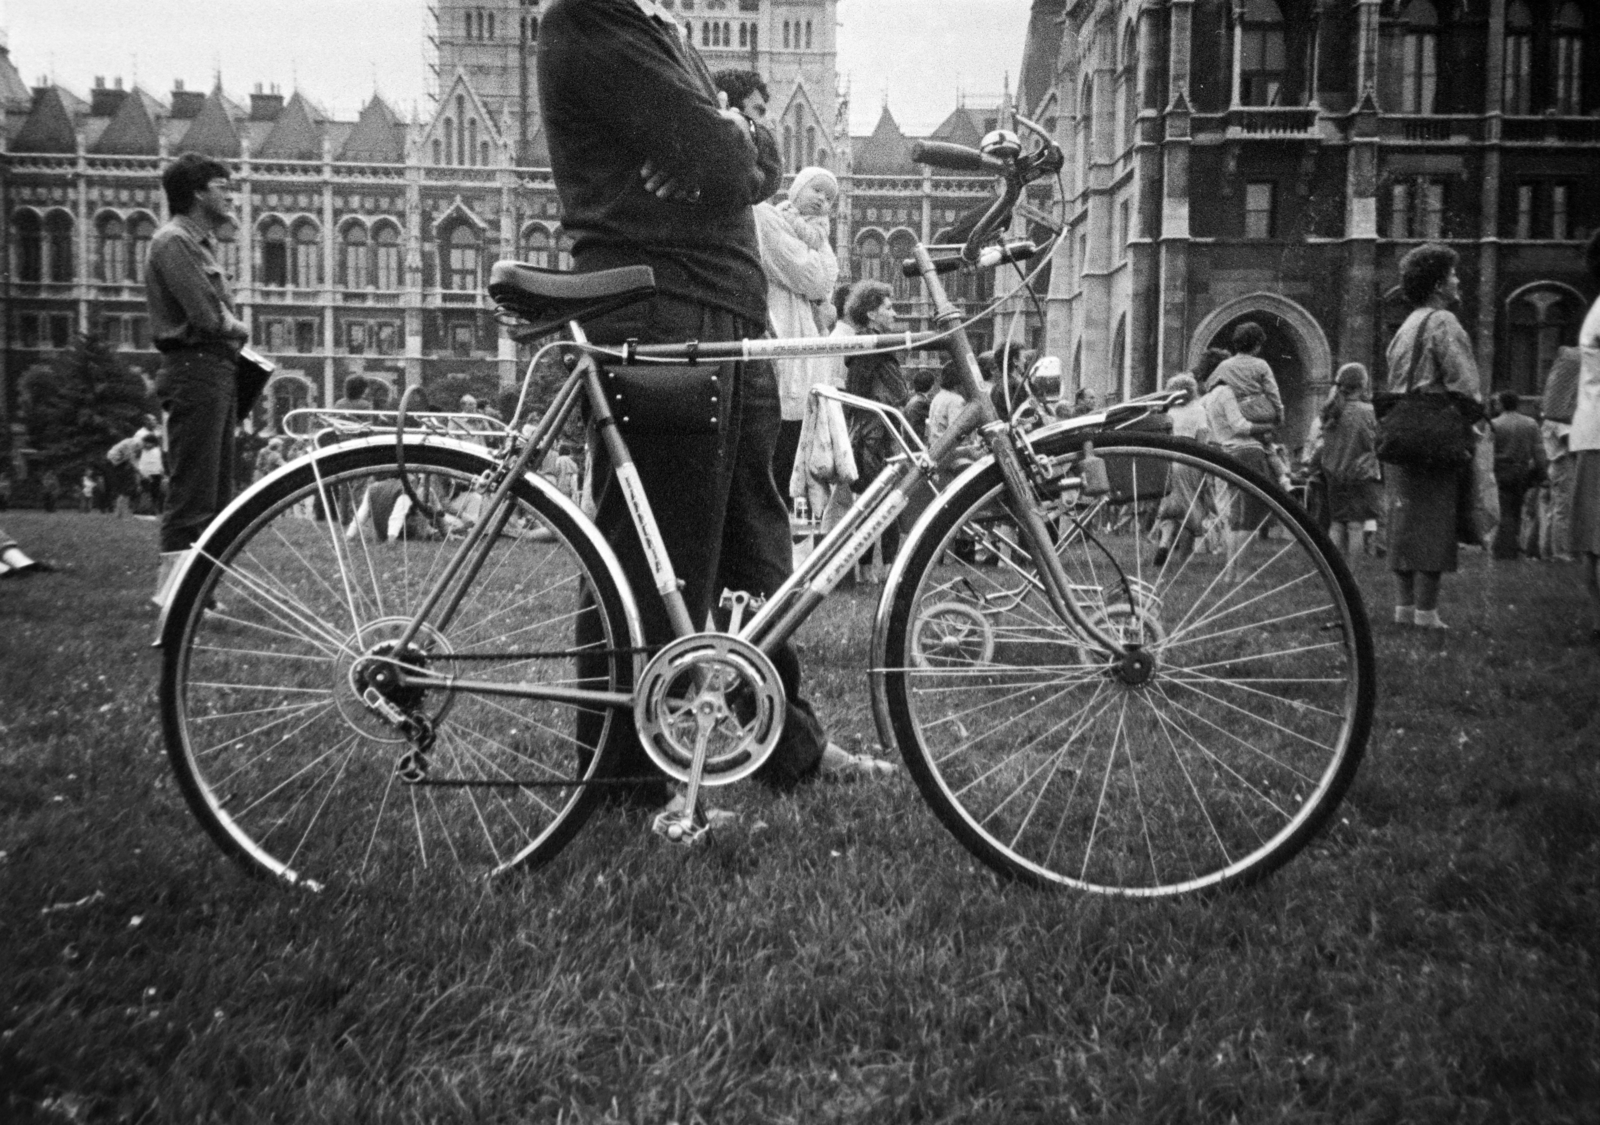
top-left (360, 246), bottom-right (1134, 715)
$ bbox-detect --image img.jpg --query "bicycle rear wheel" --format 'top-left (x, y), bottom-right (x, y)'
top-left (878, 431), bottom-right (1374, 896)
top-left (158, 440), bottom-right (635, 888)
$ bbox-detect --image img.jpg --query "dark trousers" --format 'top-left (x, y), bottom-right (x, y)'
top-left (156, 350), bottom-right (237, 553)
top-left (575, 296), bottom-right (826, 801)
top-left (1493, 476), bottom-right (1530, 560)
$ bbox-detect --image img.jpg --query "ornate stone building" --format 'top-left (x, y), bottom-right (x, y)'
top-left (0, 1), bottom-right (1026, 467)
top-left (1019, 0), bottom-right (1599, 446)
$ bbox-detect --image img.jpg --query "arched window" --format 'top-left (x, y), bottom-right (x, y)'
top-left (443, 118), bottom-right (455, 165)
top-left (782, 125), bottom-right (794, 171)
top-left (521, 224), bottom-right (551, 267)
top-left (1554, 2), bottom-right (1585, 116)
top-left (129, 215), bottom-right (155, 283)
top-left (1078, 79), bottom-right (1094, 191)
top-left (1122, 22), bottom-right (1139, 150)
top-left (855, 231), bottom-right (885, 282)
top-left (739, 23), bottom-right (747, 47)
top-left (1503, 286), bottom-right (1583, 397)
top-left (15, 211), bottom-right (43, 282)
top-left (486, 11), bottom-right (494, 38)
top-left (553, 226), bottom-right (573, 270)
top-left (444, 224), bottom-right (481, 291)
top-left (806, 125), bottom-right (817, 167)
top-left (1504, 1), bottom-right (1533, 115)
top-left (468, 118), bottom-right (478, 165)
top-left (887, 230), bottom-right (918, 301)
top-left (724, 22), bottom-right (731, 45)
top-left (1238, 0), bottom-right (1286, 107)
top-left (1111, 315), bottom-right (1127, 395)
top-left (1397, 0), bottom-right (1439, 115)
top-left (805, 20), bottom-right (812, 48)
top-left (464, 11), bottom-right (472, 38)
top-left (373, 222), bottom-right (402, 289)
top-left (260, 219), bottom-right (289, 286)
top-left (97, 215), bottom-right (127, 282)
top-left (44, 211), bottom-right (74, 283)
top-left (291, 220), bottom-right (321, 287)
top-left (433, 138), bottom-right (443, 164)
top-left (342, 223), bottom-right (369, 289)
top-left (456, 96), bottom-right (468, 165)
top-left (783, 20), bottom-right (789, 49)
top-left (481, 141), bottom-right (491, 166)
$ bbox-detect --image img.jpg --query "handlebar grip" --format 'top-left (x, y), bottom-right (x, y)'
top-left (911, 141), bottom-right (1000, 172)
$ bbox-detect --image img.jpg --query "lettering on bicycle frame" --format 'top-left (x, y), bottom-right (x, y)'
top-left (812, 490), bottom-right (910, 592)
top-left (747, 335), bottom-right (898, 360)
top-left (615, 462), bottom-right (676, 595)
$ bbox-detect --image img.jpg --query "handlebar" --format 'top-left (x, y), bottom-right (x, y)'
top-left (910, 114), bottom-right (1063, 263)
top-left (908, 140), bottom-right (1005, 173)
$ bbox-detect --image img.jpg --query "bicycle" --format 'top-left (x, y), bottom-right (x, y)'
top-left (155, 116), bottom-right (1375, 897)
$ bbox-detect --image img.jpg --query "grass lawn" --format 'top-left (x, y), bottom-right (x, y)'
top-left (2, 509), bottom-right (1597, 1123)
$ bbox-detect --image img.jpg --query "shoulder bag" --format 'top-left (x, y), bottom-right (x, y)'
top-left (1374, 312), bottom-right (1479, 470)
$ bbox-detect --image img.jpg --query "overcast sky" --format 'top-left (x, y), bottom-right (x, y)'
top-left (3, 0), bottom-right (1033, 136)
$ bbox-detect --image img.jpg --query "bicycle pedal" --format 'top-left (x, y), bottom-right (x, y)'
top-left (652, 810), bottom-right (712, 845)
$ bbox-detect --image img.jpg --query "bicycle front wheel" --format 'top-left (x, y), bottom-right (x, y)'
top-left (158, 439), bottom-right (636, 888)
top-left (878, 431), bottom-right (1374, 896)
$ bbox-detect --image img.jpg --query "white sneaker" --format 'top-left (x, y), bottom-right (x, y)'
top-left (819, 743), bottom-right (898, 781)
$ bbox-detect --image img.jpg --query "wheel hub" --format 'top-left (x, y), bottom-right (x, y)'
top-left (1110, 644), bottom-right (1156, 686)
top-left (332, 618), bottom-right (453, 741)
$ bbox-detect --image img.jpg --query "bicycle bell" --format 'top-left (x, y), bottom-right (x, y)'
top-left (980, 129), bottom-right (1022, 161)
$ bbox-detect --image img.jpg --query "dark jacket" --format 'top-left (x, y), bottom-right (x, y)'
top-left (537, 0), bottom-right (769, 323)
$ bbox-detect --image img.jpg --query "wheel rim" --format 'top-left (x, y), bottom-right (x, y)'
top-left (167, 451), bottom-right (623, 887)
top-left (886, 440), bottom-right (1371, 896)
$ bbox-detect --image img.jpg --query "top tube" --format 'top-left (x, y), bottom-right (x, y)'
top-left (602, 330), bottom-right (946, 364)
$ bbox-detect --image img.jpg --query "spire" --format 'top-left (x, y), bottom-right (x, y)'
top-left (257, 91), bottom-right (326, 160)
top-left (12, 86), bottom-right (78, 153)
top-left (177, 87), bottom-right (242, 158)
top-left (338, 93), bottom-right (407, 163)
top-left (92, 84), bottom-right (161, 154)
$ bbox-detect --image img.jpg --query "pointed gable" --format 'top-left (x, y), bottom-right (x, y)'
top-left (423, 73), bottom-right (505, 166)
top-left (92, 86), bottom-right (161, 154)
top-left (257, 92), bottom-right (326, 160)
top-left (338, 95), bottom-right (406, 163)
top-left (852, 106), bottom-right (915, 175)
top-left (929, 106), bottom-right (985, 148)
top-left (178, 89), bottom-right (242, 157)
top-left (12, 86), bottom-right (79, 153)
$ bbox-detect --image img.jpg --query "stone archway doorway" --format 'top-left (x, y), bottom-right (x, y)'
top-left (1187, 293), bottom-right (1333, 454)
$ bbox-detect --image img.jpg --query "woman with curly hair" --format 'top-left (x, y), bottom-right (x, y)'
top-left (1382, 243), bottom-right (1482, 629)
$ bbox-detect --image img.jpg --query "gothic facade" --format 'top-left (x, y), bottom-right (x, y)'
top-left (1020, 0), bottom-right (1600, 447)
top-left (0, 1), bottom-right (1022, 466)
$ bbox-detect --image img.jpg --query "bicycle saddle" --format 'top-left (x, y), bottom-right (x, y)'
top-left (488, 260), bottom-right (657, 337)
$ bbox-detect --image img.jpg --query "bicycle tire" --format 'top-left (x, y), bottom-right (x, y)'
top-left (876, 431), bottom-right (1375, 896)
top-left (158, 438), bottom-right (636, 888)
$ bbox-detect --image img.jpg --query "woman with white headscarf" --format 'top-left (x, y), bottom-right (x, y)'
top-left (753, 166), bottom-right (840, 492)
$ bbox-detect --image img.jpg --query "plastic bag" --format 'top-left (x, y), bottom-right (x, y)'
top-left (1456, 424), bottom-right (1499, 546)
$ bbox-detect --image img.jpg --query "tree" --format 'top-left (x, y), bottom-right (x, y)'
top-left (20, 329), bottom-right (155, 474)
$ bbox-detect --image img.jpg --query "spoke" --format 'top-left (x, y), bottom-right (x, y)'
top-left (1165, 534), bottom-right (1300, 643)
top-left (1163, 676), bottom-right (1338, 757)
top-left (189, 696), bottom-right (334, 726)
top-left (1163, 603), bottom-right (1336, 652)
top-left (309, 456), bottom-right (367, 638)
top-left (198, 550), bottom-right (350, 656)
top-left (1149, 684), bottom-right (1308, 809)
top-left (950, 679), bottom-right (1114, 810)
top-left (1160, 564), bottom-right (1319, 649)
top-left (189, 697), bottom-right (336, 764)
top-left (990, 681), bottom-right (1115, 840)
top-left (1166, 639), bottom-right (1350, 674)
top-left (1161, 668), bottom-right (1346, 720)
top-left (1079, 694), bottom-right (1129, 884)
top-left (918, 671), bottom-right (1101, 750)
top-left (190, 644), bottom-right (335, 667)
top-left (1136, 691), bottom-right (1233, 870)
top-left (360, 759), bottom-right (404, 878)
top-left (282, 733), bottom-right (362, 870)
